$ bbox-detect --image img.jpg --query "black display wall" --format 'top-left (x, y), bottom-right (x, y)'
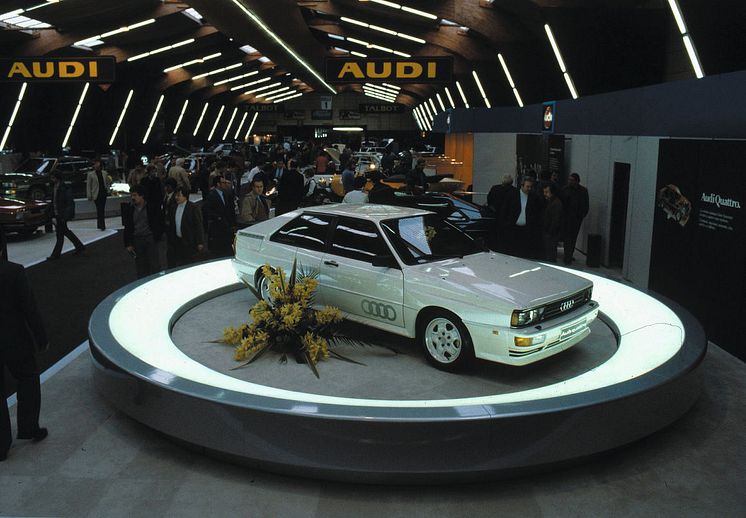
top-left (649, 139), bottom-right (746, 361)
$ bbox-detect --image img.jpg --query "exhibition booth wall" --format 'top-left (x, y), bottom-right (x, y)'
top-left (437, 70), bottom-right (746, 362)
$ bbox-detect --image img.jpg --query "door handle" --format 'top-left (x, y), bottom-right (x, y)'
top-left (324, 260), bottom-right (339, 267)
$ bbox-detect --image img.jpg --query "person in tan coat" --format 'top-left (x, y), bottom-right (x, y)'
top-left (238, 178), bottom-right (271, 227)
top-left (86, 158), bottom-right (110, 230)
top-left (168, 158), bottom-right (191, 193)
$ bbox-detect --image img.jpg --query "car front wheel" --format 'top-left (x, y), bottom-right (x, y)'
top-left (418, 310), bottom-right (474, 372)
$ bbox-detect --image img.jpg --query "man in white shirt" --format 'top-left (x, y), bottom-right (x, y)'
top-left (343, 176), bottom-right (369, 204)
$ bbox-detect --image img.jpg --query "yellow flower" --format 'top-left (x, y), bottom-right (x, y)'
top-left (302, 332), bottom-right (329, 364)
top-left (316, 306), bottom-right (343, 326)
top-left (222, 325), bottom-right (247, 345)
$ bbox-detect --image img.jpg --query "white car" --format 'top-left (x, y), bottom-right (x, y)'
top-left (232, 205), bottom-right (599, 370)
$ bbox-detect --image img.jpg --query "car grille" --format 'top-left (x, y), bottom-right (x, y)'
top-left (541, 288), bottom-right (592, 323)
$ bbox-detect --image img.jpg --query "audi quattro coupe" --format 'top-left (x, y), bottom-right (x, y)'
top-left (232, 204), bottom-right (599, 371)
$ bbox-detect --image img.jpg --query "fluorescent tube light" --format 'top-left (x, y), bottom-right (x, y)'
top-left (207, 105), bottom-right (225, 141)
top-left (142, 95), bottom-right (164, 144)
top-left (173, 99), bottom-right (189, 134)
top-left (193, 103), bottom-right (209, 136)
top-left (456, 80), bottom-right (469, 108)
top-left (62, 82), bottom-right (89, 148)
top-left (0, 83), bottom-right (28, 151)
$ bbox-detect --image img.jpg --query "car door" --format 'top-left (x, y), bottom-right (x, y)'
top-left (268, 213), bottom-right (333, 292)
top-left (319, 216), bottom-right (404, 328)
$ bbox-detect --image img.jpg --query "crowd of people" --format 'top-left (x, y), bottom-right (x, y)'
top-left (487, 171), bottom-right (590, 264)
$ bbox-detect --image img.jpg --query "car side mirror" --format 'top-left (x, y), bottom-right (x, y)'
top-left (372, 255), bottom-right (399, 269)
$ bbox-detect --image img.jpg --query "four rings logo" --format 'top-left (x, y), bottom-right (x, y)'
top-left (361, 300), bottom-right (397, 321)
top-left (559, 300), bottom-right (575, 312)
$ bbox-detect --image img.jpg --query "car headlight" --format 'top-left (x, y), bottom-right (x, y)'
top-left (511, 307), bottom-right (545, 327)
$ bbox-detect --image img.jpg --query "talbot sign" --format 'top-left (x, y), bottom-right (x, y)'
top-left (326, 57), bottom-right (452, 84)
top-left (1, 57), bottom-right (116, 82)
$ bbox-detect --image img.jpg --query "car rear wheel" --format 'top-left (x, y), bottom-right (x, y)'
top-left (255, 270), bottom-right (274, 305)
top-left (418, 310), bottom-right (474, 372)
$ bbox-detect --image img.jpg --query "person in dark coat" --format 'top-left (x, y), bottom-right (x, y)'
top-left (204, 175), bottom-right (235, 257)
top-left (488, 174), bottom-right (517, 253)
top-left (367, 171), bottom-right (395, 205)
top-left (48, 171), bottom-right (85, 260)
top-left (559, 173), bottom-right (590, 265)
top-left (167, 186), bottom-right (206, 267)
top-left (542, 183), bottom-right (564, 262)
top-left (501, 176), bottom-right (543, 259)
top-left (122, 185), bottom-right (162, 278)
top-left (406, 158), bottom-right (428, 193)
top-left (0, 243), bottom-right (49, 461)
top-left (86, 158), bottom-right (109, 230)
top-left (275, 159), bottom-right (305, 216)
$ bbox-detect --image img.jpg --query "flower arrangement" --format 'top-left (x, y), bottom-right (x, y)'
top-left (221, 259), bottom-right (370, 377)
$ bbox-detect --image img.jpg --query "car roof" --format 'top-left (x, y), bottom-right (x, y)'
top-left (303, 203), bottom-right (430, 221)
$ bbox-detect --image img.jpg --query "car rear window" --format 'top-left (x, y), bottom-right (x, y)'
top-left (271, 213), bottom-right (333, 252)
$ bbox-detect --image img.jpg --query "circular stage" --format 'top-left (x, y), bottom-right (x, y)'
top-left (88, 259), bottom-right (706, 483)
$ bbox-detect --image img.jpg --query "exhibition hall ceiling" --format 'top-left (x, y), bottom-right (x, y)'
top-left (2, 0), bottom-right (745, 108)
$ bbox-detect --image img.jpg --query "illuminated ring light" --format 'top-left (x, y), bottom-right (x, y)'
top-left (89, 259), bottom-right (706, 483)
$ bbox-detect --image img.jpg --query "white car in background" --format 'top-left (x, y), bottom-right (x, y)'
top-left (232, 205), bottom-right (599, 370)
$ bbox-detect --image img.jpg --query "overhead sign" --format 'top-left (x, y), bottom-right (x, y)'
top-left (320, 95), bottom-right (332, 110)
top-left (283, 110), bottom-right (305, 120)
top-left (339, 110), bottom-right (361, 120)
top-left (326, 57), bottom-right (452, 84)
top-left (1, 57), bottom-right (116, 83)
top-left (359, 103), bottom-right (405, 114)
top-left (247, 104), bottom-right (283, 113)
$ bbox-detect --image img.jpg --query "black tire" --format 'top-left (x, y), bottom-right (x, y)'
top-left (28, 187), bottom-right (46, 201)
top-left (417, 309), bottom-right (475, 372)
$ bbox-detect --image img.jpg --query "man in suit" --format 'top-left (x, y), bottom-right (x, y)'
top-left (238, 178), bottom-right (271, 228)
top-left (0, 237), bottom-right (49, 461)
top-left (167, 186), bottom-right (206, 267)
top-left (501, 176), bottom-right (543, 259)
top-left (204, 175), bottom-right (235, 257)
top-left (48, 171), bottom-right (85, 260)
top-left (275, 160), bottom-right (305, 216)
top-left (122, 185), bottom-right (162, 278)
top-left (86, 158), bottom-right (110, 230)
top-left (559, 172), bottom-right (590, 265)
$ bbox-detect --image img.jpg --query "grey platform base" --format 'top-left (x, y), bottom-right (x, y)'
top-left (88, 262), bottom-right (707, 484)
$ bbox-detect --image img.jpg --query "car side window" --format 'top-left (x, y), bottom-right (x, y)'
top-left (271, 213), bottom-right (333, 252)
top-left (330, 217), bottom-right (389, 263)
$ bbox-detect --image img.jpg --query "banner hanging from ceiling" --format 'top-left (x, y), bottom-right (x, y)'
top-left (325, 57), bottom-right (452, 84)
top-left (0, 57), bottom-right (116, 82)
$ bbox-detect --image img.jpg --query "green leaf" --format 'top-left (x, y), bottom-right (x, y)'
top-left (288, 257), bottom-right (298, 292)
top-left (329, 349), bottom-right (366, 366)
top-left (304, 351), bottom-right (320, 378)
top-left (241, 278), bottom-right (263, 301)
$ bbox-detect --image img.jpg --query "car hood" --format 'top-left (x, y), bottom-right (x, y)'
top-left (407, 252), bottom-right (592, 309)
top-left (0, 172), bottom-right (39, 180)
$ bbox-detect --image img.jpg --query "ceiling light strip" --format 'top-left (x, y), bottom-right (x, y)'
top-left (436, 93), bottom-right (446, 111)
top-left (422, 101), bottom-right (434, 122)
top-left (444, 86), bottom-right (455, 108)
top-left (234, 111), bottom-right (249, 139)
top-left (428, 98), bottom-right (438, 114)
top-left (256, 86), bottom-right (291, 99)
top-left (75, 18), bottom-right (155, 48)
top-left (214, 70), bottom-right (258, 86)
top-left (544, 24), bottom-right (578, 99)
top-left (61, 82), bottom-right (89, 149)
top-left (207, 105), bottom-right (225, 141)
top-left (245, 112), bottom-right (259, 139)
top-left (273, 92), bottom-right (303, 104)
top-left (222, 107), bottom-right (238, 140)
top-left (228, 0), bottom-right (336, 94)
top-left (0, 82), bottom-right (28, 151)
top-left (164, 52), bottom-right (221, 73)
top-left (193, 102), bottom-right (209, 136)
top-left (230, 77), bottom-right (272, 91)
top-left (173, 99), bottom-right (189, 134)
top-left (242, 82), bottom-right (282, 95)
top-left (269, 90), bottom-right (303, 102)
top-left (666, 0), bottom-right (704, 78)
top-left (472, 70), bottom-right (491, 108)
top-left (343, 36), bottom-right (411, 58)
top-left (497, 53), bottom-right (524, 107)
top-left (455, 80), bottom-right (470, 108)
top-left (128, 38), bottom-right (195, 62)
top-left (358, 0), bottom-right (437, 21)
top-left (108, 89), bottom-right (133, 146)
top-left (142, 95), bottom-right (165, 144)
top-left (192, 62), bottom-right (242, 80)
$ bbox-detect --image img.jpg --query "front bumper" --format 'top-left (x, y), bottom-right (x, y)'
top-left (466, 301), bottom-right (600, 366)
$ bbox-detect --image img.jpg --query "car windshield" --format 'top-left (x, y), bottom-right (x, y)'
top-left (14, 158), bottom-right (54, 175)
top-left (381, 214), bottom-right (482, 265)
